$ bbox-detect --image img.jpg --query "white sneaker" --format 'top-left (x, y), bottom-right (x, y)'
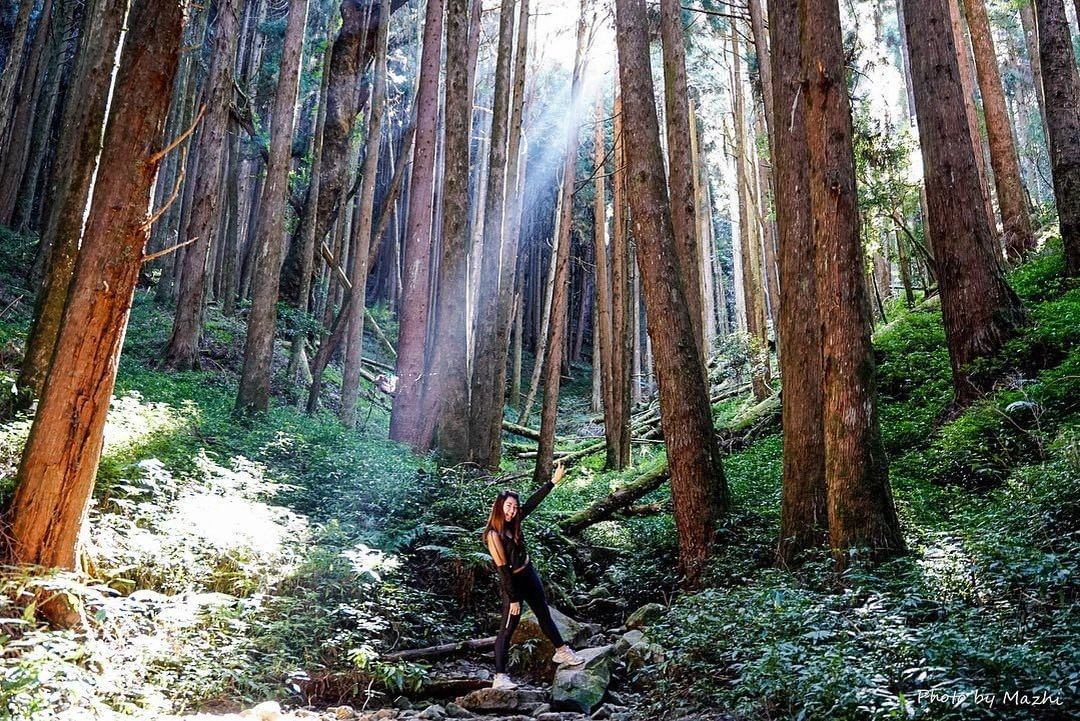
top-left (552, 646), bottom-right (586, 666)
top-left (491, 673), bottom-right (518, 690)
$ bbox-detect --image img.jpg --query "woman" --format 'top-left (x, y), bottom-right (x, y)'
top-left (483, 462), bottom-right (586, 689)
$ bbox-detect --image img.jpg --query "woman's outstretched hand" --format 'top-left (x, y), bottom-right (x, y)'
top-left (510, 602), bottom-right (521, 616)
top-left (552, 461), bottom-right (567, 485)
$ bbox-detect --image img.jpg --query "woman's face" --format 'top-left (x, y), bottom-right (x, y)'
top-left (502, 495), bottom-right (519, 522)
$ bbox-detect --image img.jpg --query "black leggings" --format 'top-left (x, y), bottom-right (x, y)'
top-left (494, 562), bottom-right (565, 673)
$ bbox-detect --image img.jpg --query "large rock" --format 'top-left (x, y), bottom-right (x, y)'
top-left (613, 630), bottom-right (644, 656)
top-left (551, 645), bottom-right (614, 714)
top-left (456, 687), bottom-right (548, 715)
top-left (625, 639), bottom-right (665, 671)
top-left (510, 606), bottom-right (588, 679)
top-left (624, 603), bottom-right (665, 630)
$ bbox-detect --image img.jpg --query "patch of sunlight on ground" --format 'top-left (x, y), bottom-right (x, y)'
top-left (1, 391), bottom-right (189, 489)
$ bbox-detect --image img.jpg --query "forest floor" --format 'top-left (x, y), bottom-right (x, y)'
top-left (0, 229), bottom-right (1078, 720)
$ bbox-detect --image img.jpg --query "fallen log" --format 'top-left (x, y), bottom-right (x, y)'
top-left (502, 420), bottom-right (542, 441)
top-left (382, 635), bottom-right (496, 662)
top-left (560, 464), bottom-right (670, 535)
top-left (561, 394), bottom-right (781, 535)
top-left (364, 309), bottom-right (397, 360)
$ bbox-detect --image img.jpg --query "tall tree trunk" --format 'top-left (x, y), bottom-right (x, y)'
top-left (769, 0), bottom-right (827, 566)
top-left (390, 0), bottom-right (442, 447)
top-left (733, 28), bottom-right (770, 401)
top-left (425, 0), bottom-right (475, 460)
top-left (610, 92), bottom-right (632, 469)
top-left (481, 0), bottom-right (531, 466)
top-left (15, 0), bottom-right (126, 406)
top-left (469, 0), bottom-right (519, 465)
top-left (592, 98), bottom-right (619, 468)
top-left (1035, 0), bottom-right (1080, 276)
top-left (904, 0), bottom-right (1027, 404)
top-left (235, 0), bottom-right (309, 413)
top-left (8, 0), bottom-right (181, 569)
top-left (340, 0), bottom-right (390, 427)
top-left (946, 0), bottom-right (997, 239)
top-left (0, 0), bottom-right (36, 154)
top-left (614, 0), bottom-right (729, 585)
top-left (659, 0), bottom-right (705, 368)
top-left (0, 0), bottom-right (53, 226)
top-left (963, 0), bottom-right (1036, 262)
top-left (162, 0), bottom-right (241, 370)
top-left (803, 0), bottom-right (904, 561)
top-left (1019, 0), bottom-right (1051, 146)
top-left (287, 38), bottom-right (333, 385)
top-left (532, 0), bottom-right (586, 485)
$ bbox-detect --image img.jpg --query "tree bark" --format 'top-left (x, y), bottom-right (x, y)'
top-left (610, 92), bottom-right (632, 469)
top-left (340, 0), bottom-right (390, 427)
top-left (733, 28), bottom-right (771, 402)
top-left (904, 0), bottom-right (1027, 404)
top-left (235, 0), bottom-right (309, 413)
top-left (0, 0), bottom-right (36, 155)
top-left (425, 0), bottom-right (475, 460)
top-left (483, 0), bottom-right (531, 463)
top-left (469, 0), bottom-right (520, 465)
top-left (768, 0), bottom-right (827, 566)
top-left (16, 0), bottom-right (127, 406)
top-left (963, 0), bottom-right (1036, 262)
top-left (8, 0), bottom-right (181, 569)
top-left (1035, 0), bottom-right (1080, 276)
top-left (162, 0), bottom-right (241, 370)
top-left (390, 0), bottom-right (442, 447)
top-left (660, 0), bottom-right (705, 369)
top-left (804, 0), bottom-right (904, 561)
top-left (0, 0), bottom-right (53, 226)
top-left (614, 0), bottom-right (730, 586)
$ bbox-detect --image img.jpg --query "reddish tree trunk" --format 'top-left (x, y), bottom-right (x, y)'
top-left (8, 0), bottom-right (182, 569)
top-left (426, 0), bottom-right (475, 461)
top-left (904, 0), bottom-right (1027, 404)
top-left (963, 0), bottom-right (1036, 262)
top-left (390, 0), bottom-right (443, 447)
top-left (769, 0), bottom-right (827, 566)
top-left (16, 0), bottom-right (127, 406)
top-left (614, 0), bottom-right (730, 586)
top-left (659, 0), bottom-right (705, 368)
top-left (803, 0), bottom-right (904, 561)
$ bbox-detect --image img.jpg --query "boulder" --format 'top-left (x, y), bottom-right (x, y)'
top-left (625, 639), bottom-right (665, 671)
top-left (418, 704), bottom-right (445, 720)
top-left (613, 630), bottom-right (644, 656)
top-left (443, 702), bottom-right (472, 718)
top-left (511, 606), bottom-right (588, 679)
top-left (551, 645), bottom-right (614, 714)
top-left (624, 603), bottom-right (665, 630)
top-left (456, 687), bottom-right (548, 714)
top-left (393, 697), bottom-right (413, 710)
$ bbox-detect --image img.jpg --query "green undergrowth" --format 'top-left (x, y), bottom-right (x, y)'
top-left (0, 291), bottom-right (467, 716)
top-left (641, 240), bottom-right (1080, 720)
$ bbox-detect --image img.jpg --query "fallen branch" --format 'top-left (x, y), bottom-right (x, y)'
top-left (382, 636), bottom-right (496, 662)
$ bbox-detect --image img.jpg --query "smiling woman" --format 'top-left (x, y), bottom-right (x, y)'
top-left (481, 461), bottom-right (585, 689)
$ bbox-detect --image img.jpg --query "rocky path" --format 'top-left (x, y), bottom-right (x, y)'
top-left (170, 604), bottom-right (678, 721)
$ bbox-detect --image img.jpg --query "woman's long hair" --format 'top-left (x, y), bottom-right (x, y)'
top-left (483, 490), bottom-right (522, 544)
